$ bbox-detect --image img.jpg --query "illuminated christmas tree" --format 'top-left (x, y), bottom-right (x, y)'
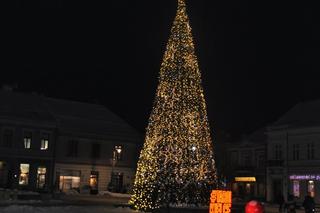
top-left (130, 0), bottom-right (217, 211)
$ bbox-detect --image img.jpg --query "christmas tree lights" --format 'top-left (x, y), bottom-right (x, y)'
top-left (130, 0), bottom-right (217, 211)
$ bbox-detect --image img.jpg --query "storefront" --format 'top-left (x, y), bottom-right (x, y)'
top-left (0, 159), bottom-right (51, 191)
top-left (89, 171), bottom-right (99, 194)
top-left (288, 174), bottom-right (320, 203)
top-left (232, 177), bottom-right (256, 199)
top-left (58, 170), bottom-right (81, 192)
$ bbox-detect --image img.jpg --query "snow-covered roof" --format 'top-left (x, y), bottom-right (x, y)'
top-left (0, 91), bottom-right (141, 142)
top-left (271, 99), bottom-right (320, 128)
top-left (0, 91), bottom-right (56, 123)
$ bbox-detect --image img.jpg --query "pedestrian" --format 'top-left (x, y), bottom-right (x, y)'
top-left (303, 194), bottom-right (315, 213)
top-left (286, 194), bottom-right (296, 213)
top-left (277, 193), bottom-right (285, 213)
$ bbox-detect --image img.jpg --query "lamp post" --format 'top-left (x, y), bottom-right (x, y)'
top-left (110, 146), bottom-right (122, 192)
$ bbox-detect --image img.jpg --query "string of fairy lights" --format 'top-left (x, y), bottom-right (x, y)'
top-left (129, 0), bottom-right (217, 211)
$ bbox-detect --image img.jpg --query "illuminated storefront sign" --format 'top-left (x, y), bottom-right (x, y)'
top-left (289, 175), bottom-right (320, 181)
top-left (209, 190), bottom-right (232, 213)
top-left (235, 177), bottom-right (256, 182)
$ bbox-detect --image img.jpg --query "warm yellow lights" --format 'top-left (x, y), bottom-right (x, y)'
top-left (234, 177), bottom-right (256, 182)
top-left (130, 0), bottom-right (217, 211)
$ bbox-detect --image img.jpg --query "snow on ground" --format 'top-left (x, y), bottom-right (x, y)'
top-left (0, 205), bottom-right (139, 213)
top-left (99, 191), bottom-right (131, 198)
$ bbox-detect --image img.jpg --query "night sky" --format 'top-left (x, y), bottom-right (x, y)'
top-left (2, 0), bottom-right (320, 140)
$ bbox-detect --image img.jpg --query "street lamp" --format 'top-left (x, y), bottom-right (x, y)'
top-left (110, 146), bottom-right (122, 192)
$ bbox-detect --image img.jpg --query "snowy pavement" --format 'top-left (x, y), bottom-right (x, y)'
top-left (0, 203), bottom-right (308, 213)
top-left (0, 205), bottom-right (138, 213)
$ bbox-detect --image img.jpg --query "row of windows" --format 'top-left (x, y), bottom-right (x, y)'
top-left (66, 140), bottom-right (123, 160)
top-left (292, 180), bottom-right (316, 198)
top-left (229, 151), bottom-right (265, 168)
top-left (19, 163), bottom-right (47, 189)
top-left (1, 130), bottom-right (49, 151)
top-left (272, 143), bottom-right (315, 160)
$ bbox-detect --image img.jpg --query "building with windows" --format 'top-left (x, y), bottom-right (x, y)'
top-left (0, 91), bottom-right (57, 191)
top-left (266, 100), bottom-right (320, 204)
top-left (0, 91), bottom-right (141, 194)
top-left (224, 129), bottom-right (267, 201)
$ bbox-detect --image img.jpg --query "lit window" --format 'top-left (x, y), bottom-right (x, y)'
top-left (245, 183), bottom-right (251, 194)
top-left (0, 161), bottom-right (4, 170)
top-left (0, 161), bottom-right (7, 186)
top-left (308, 180), bottom-right (315, 197)
top-left (23, 132), bottom-right (32, 149)
top-left (113, 145), bottom-right (122, 161)
top-left (89, 171), bottom-right (99, 190)
top-left (293, 180), bottom-right (300, 197)
top-left (40, 133), bottom-right (49, 150)
top-left (19, 164), bottom-right (30, 185)
top-left (37, 167), bottom-right (47, 188)
top-left (59, 176), bottom-right (80, 191)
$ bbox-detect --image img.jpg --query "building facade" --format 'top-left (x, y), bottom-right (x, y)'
top-left (224, 129), bottom-right (267, 201)
top-left (0, 91), bottom-right (141, 194)
top-left (0, 91), bottom-right (56, 191)
top-left (266, 100), bottom-right (320, 204)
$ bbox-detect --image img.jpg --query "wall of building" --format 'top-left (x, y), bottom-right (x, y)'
top-left (0, 121), bottom-right (56, 191)
top-left (267, 126), bottom-right (320, 204)
top-left (55, 163), bottom-right (135, 193)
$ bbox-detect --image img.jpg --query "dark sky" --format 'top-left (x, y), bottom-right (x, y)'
top-left (2, 0), bottom-right (320, 140)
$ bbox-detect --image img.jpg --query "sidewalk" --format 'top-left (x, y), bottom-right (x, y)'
top-left (0, 194), bottom-right (130, 207)
top-left (263, 203), bottom-right (305, 213)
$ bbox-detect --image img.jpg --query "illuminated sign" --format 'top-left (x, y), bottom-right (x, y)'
top-left (289, 175), bottom-right (320, 181)
top-left (210, 190), bottom-right (232, 213)
top-left (235, 177), bottom-right (256, 182)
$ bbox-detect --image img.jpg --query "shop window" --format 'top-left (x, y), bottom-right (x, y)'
top-left (40, 133), bottom-right (49, 150)
top-left (23, 132), bottom-right (32, 149)
top-left (232, 183), bottom-right (238, 195)
top-left (90, 171), bottom-right (99, 191)
top-left (293, 180), bottom-right (300, 197)
top-left (0, 161), bottom-right (8, 186)
top-left (245, 183), bottom-right (251, 194)
top-left (308, 180), bottom-right (315, 197)
top-left (37, 167), bottom-right (47, 189)
top-left (59, 176), bottom-right (80, 191)
top-left (19, 164), bottom-right (30, 185)
top-left (113, 145), bottom-right (122, 161)
top-left (3, 129), bottom-right (13, 148)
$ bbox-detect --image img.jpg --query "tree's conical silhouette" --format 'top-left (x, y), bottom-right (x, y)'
top-left (130, 0), bottom-right (217, 211)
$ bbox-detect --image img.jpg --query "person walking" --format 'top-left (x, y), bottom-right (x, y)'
top-left (303, 194), bottom-right (315, 213)
top-left (286, 194), bottom-right (296, 213)
top-left (277, 193), bottom-right (285, 213)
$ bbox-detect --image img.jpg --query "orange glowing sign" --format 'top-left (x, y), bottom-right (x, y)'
top-left (210, 190), bottom-right (232, 213)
